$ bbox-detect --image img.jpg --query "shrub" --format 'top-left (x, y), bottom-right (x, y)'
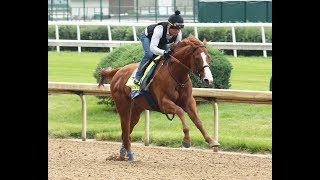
top-left (80, 26), bottom-right (109, 52)
top-left (93, 44), bottom-right (144, 106)
top-left (94, 43), bottom-right (232, 89)
top-left (191, 45), bottom-right (232, 89)
top-left (48, 26), bottom-right (56, 51)
top-left (93, 44), bottom-right (143, 78)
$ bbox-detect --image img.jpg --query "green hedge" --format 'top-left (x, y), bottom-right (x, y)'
top-left (93, 43), bottom-right (232, 87)
top-left (48, 25), bottom-right (272, 55)
top-left (93, 43), bottom-right (232, 89)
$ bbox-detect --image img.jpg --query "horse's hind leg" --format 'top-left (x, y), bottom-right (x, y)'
top-left (127, 104), bottom-right (144, 159)
top-left (129, 105), bottom-right (144, 135)
top-left (117, 99), bottom-right (144, 161)
top-left (113, 95), bottom-right (134, 160)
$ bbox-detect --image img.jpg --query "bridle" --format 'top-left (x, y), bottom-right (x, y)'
top-left (167, 45), bottom-right (209, 87)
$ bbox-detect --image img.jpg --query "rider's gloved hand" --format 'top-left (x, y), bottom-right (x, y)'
top-left (163, 49), bottom-right (173, 58)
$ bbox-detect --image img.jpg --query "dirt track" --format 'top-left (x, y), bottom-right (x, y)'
top-left (48, 138), bottom-right (272, 180)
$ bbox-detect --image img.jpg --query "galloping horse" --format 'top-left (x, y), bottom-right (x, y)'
top-left (98, 34), bottom-right (217, 161)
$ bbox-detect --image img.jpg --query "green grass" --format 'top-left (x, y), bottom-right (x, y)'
top-left (48, 51), bottom-right (106, 83)
top-left (48, 51), bottom-right (272, 153)
top-left (226, 55), bottom-right (272, 90)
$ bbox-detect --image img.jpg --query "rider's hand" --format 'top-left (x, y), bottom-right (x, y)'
top-left (163, 49), bottom-right (173, 58)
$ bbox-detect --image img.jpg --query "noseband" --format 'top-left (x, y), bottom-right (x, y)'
top-left (192, 45), bottom-right (210, 75)
top-left (167, 45), bottom-right (209, 87)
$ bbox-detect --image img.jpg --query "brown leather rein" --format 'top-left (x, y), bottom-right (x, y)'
top-left (166, 45), bottom-right (209, 88)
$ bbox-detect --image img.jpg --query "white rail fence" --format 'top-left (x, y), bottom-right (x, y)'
top-left (48, 21), bottom-right (272, 57)
top-left (48, 82), bottom-right (272, 151)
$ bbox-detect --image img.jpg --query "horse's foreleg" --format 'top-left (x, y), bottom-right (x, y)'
top-left (184, 99), bottom-right (214, 147)
top-left (161, 99), bottom-right (191, 147)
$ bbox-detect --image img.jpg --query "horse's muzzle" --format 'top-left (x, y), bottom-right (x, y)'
top-left (203, 78), bottom-right (213, 86)
top-left (201, 66), bottom-right (213, 86)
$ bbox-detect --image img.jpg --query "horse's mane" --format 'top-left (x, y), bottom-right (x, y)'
top-left (172, 34), bottom-right (204, 50)
top-left (185, 34), bottom-right (203, 45)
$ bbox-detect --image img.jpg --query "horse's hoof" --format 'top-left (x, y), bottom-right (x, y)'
top-left (209, 141), bottom-right (220, 148)
top-left (119, 156), bottom-right (126, 161)
top-left (119, 145), bottom-right (126, 158)
top-left (127, 153), bottom-right (134, 161)
top-left (181, 141), bottom-right (191, 148)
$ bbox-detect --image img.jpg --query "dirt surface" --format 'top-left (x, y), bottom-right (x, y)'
top-left (48, 138), bottom-right (272, 180)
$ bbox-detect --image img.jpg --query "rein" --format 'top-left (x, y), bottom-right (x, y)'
top-left (167, 45), bottom-right (209, 88)
top-left (167, 58), bottom-right (190, 88)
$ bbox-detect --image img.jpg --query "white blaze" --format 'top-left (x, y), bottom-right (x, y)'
top-left (200, 52), bottom-right (213, 84)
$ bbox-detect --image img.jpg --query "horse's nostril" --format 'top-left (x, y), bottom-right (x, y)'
top-left (203, 79), bottom-right (213, 86)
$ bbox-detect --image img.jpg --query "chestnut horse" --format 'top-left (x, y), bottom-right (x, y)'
top-left (98, 35), bottom-right (218, 161)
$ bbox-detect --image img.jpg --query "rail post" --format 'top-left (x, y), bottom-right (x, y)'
top-left (144, 110), bottom-right (150, 146)
top-left (211, 98), bottom-right (220, 152)
top-left (79, 93), bottom-right (87, 141)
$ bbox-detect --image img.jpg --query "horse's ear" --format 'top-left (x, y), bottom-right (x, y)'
top-left (203, 38), bottom-right (207, 46)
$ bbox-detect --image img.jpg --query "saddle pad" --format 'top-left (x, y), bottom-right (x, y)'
top-left (125, 59), bottom-right (160, 111)
top-left (126, 61), bottom-right (157, 97)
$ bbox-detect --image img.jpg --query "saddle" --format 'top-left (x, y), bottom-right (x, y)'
top-left (127, 55), bottom-right (162, 90)
top-left (125, 55), bottom-right (162, 111)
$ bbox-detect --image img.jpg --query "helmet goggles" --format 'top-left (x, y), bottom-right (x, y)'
top-left (169, 22), bottom-right (184, 29)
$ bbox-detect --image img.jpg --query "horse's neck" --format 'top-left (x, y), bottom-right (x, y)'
top-left (173, 46), bottom-right (192, 70)
top-left (169, 49), bottom-right (192, 82)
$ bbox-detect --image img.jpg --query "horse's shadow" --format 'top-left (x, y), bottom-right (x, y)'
top-left (105, 153), bottom-right (142, 163)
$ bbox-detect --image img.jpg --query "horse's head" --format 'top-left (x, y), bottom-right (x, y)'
top-left (173, 35), bottom-right (213, 86)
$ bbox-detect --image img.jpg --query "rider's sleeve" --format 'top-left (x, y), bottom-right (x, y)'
top-left (174, 31), bottom-right (182, 44)
top-left (150, 25), bottom-right (166, 55)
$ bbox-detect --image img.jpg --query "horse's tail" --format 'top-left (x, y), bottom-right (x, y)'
top-left (98, 67), bottom-right (121, 87)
